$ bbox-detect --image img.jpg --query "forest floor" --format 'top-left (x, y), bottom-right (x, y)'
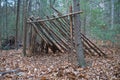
top-left (0, 46), bottom-right (120, 80)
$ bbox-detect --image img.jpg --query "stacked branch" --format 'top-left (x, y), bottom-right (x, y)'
top-left (27, 11), bottom-right (106, 56)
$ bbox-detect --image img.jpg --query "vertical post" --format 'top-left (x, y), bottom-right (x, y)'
top-left (69, 6), bottom-right (74, 63)
top-left (70, 6), bottom-right (73, 46)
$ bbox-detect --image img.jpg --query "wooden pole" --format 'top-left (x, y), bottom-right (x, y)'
top-left (27, 11), bottom-right (83, 23)
top-left (52, 15), bottom-right (70, 37)
top-left (46, 16), bottom-right (70, 44)
top-left (68, 6), bottom-right (74, 63)
top-left (29, 18), bottom-right (52, 45)
top-left (29, 18), bottom-right (65, 52)
top-left (50, 6), bottom-right (70, 25)
top-left (39, 21), bottom-right (67, 51)
top-left (70, 6), bottom-right (73, 50)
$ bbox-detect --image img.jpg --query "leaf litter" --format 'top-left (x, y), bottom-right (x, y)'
top-left (0, 47), bottom-right (120, 80)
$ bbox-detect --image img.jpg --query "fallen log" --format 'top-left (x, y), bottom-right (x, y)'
top-left (0, 68), bottom-right (21, 76)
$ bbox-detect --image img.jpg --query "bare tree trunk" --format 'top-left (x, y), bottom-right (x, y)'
top-left (23, 0), bottom-right (28, 56)
top-left (83, 0), bottom-right (87, 35)
top-left (0, 0), bottom-right (1, 52)
top-left (114, 0), bottom-right (120, 24)
top-left (0, 0), bottom-right (1, 33)
top-left (111, 0), bottom-right (114, 29)
top-left (2, 1), bottom-right (4, 39)
top-left (28, 0), bottom-right (32, 48)
top-left (28, 0), bottom-right (32, 16)
top-left (21, 0), bottom-right (24, 35)
top-left (5, 0), bottom-right (8, 39)
top-left (73, 0), bottom-right (86, 68)
top-left (0, 0), bottom-right (1, 25)
top-left (0, 33), bottom-right (1, 52)
top-left (104, 1), bottom-right (111, 27)
top-left (15, 0), bottom-right (20, 49)
top-left (14, 0), bottom-right (16, 14)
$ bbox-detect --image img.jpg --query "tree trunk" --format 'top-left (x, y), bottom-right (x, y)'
top-left (14, 0), bottom-right (16, 14)
top-left (111, 0), bottom-right (114, 29)
top-left (83, 0), bottom-right (87, 35)
top-left (23, 0), bottom-right (28, 56)
top-left (114, 0), bottom-right (120, 24)
top-left (28, 0), bottom-right (32, 48)
top-left (0, 0), bottom-right (1, 51)
top-left (0, 0), bottom-right (1, 25)
top-left (0, 0), bottom-right (1, 35)
top-left (1, 1), bottom-right (4, 39)
top-left (15, 0), bottom-right (20, 49)
top-left (28, 0), bottom-right (32, 16)
top-left (104, 1), bottom-right (111, 28)
top-left (73, 0), bottom-right (86, 67)
top-left (21, 0), bottom-right (24, 35)
top-left (5, 0), bottom-right (8, 39)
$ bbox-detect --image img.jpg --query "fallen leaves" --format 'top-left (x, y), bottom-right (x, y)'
top-left (41, 76), bottom-right (47, 80)
top-left (0, 47), bottom-right (119, 80)
top-left (114, 62), bottom-right (120, 79)
top-left (66, 72), bottom-right (76, 80)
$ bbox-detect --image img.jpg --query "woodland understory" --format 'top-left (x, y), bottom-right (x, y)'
top-left (0, 0), bottom-right (120, 80)
top-left (0, 45), bottom-right (120, 80)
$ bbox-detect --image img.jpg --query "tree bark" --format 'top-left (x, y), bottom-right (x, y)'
top-left (0, 0), bottom-right (1, 35)
top-left (15, 0), bottom-right (20, 49)
top-left (28, 0), bottom-right (32, 16)
top-left (5, 0), bottom-right (8, 39)
top-left (0, 0), bottom-right (1, 25)
top-left (114, 0), bottom-right (120, 24)
top-left (111, 0), bottom-right (114, 29)
top-left (0, 0), bottom-right (1, 52)
top-left (23, 0), bottom-right (28, 56)
top-left (14, 0), bottom-right (16, 14)
top-left (83, 0), bottom-right (87, 35)
top-left (69, 6), bottom-right (74, 63)
top-left (73, 0), bottom-right (86, 67)
top-left (104, 1), bottom-right (111, 27)
top-left (28, 0), bottom-right (32, 48)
